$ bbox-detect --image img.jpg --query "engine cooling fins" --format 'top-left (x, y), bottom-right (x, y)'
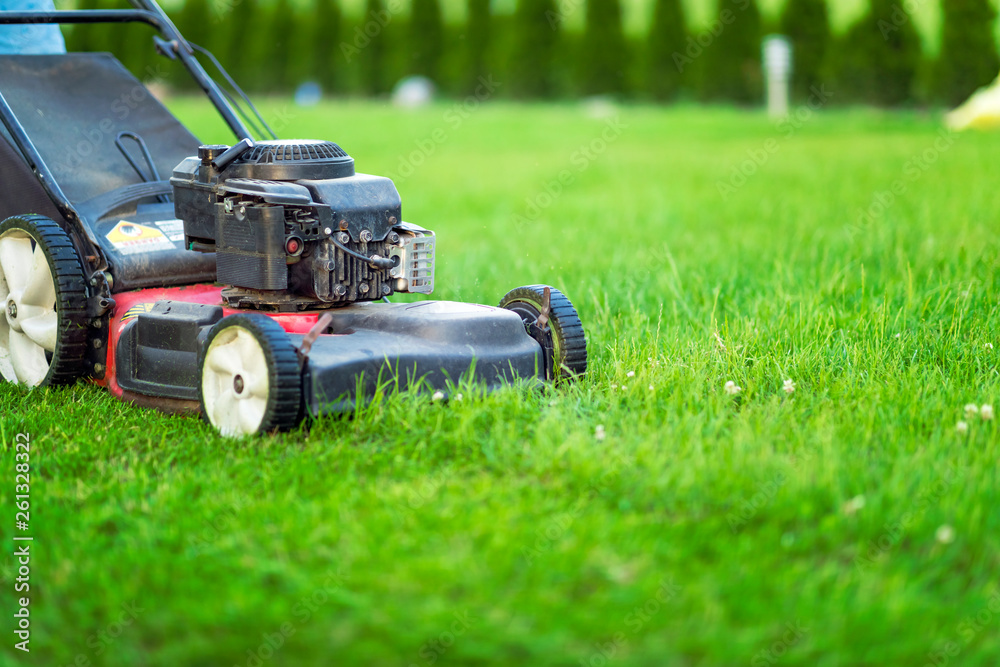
top-left (222, 140), bottom-right (355, 180)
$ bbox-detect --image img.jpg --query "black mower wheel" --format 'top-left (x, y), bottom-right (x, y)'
top-left (199, 314), bottom-right (303, 437)
top-left (500, 284), bottom-right (587, 381)
top-left (0, 215), bottom-right (88, 387)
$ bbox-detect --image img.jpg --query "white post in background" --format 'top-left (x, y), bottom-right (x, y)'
top-left (763, 35), bottom-right (792, 120)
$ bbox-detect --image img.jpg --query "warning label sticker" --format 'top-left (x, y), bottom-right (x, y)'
top-left (106, 221), bottom-right (175, 255)
top-left (155, 219), bottom-right (186, 242)
top-left (120, 302), bottom-right (155, 322)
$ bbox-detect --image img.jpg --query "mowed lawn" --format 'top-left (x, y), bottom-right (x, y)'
top-left (3, 98), bottom-right (1000, 666)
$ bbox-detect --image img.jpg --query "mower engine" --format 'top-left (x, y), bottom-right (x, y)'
top-left (171, 139), bottom-right (434, 311)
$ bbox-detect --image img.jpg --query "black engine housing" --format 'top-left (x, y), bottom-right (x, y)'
top-left (171, 140), bottom-right (418, 311)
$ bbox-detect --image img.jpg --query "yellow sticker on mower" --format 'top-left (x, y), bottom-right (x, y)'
top-left (120, 303), bottom-right (156, 323)
top-left (106, 220), bottom-right (175, 255)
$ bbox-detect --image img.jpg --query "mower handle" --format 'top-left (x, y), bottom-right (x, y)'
top-left (0, 0), bottom-right (256, 276)
top-left (0, 3), bottom-right (254, 143)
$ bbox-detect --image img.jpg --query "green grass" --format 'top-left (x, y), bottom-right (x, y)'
top-left (3, 98), bottom-right (1000, 666)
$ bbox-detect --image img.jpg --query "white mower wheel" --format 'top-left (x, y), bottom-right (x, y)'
top-left (0, 215), bottom-right (88, 387)
top-left (199, 314), bottom-right (302, 437)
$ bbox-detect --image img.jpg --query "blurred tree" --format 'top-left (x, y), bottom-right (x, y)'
top-left (65, 0), bottom-right (101, 53)
top-left (173, 0), bottom-right (212, 89)
top-left (223, 0), bottom-right (262, 90)
top-left (935, 0), bottom-right (999, 106)
top-left (117, 21), bottom-right (156, 81)
top-left (358, 0), bottom-right (390, 94)
top-left (580, 0), bottom-right (628, 95)
top-left (834, 0), bottom-right (920, 106)
top-left (464, 0), bottom-right (491, 93)
top-left (647, 0), bottom-right (687, 101)
top-left (176, 0), bottom-right (212, 51)
top-left (779, 0), bottom-right (829, 100)
top-left (699, 0), bottom-right (762, 103)
top-left (409, 0), bottom-right (445, 81)
top-left (267, 0), bottom-right (299, 91)
top-left (510, 0), bottom-right (560, 97)
top-left (72, 0), bottom-right (131, 59)
top-left (313, 0), bottom-right (343, 93)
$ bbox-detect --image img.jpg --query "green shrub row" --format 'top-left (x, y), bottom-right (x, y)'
top-left (65, 0), bottom-right (999, 106)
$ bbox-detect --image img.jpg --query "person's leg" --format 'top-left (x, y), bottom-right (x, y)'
top-left (0, 0), bottom-right (66, 55)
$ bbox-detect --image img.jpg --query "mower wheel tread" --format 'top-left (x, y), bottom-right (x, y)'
top-left (499, 284), bottom-right (588, 380)
top-left (0, 215), bottom-right (88, 386)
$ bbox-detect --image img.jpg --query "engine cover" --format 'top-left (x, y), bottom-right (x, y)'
top-left (170, 140), bottom-right (435, 311)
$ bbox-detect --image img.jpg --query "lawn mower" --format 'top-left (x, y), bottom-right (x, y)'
top-left (0, 0), bottom-right (587, 436)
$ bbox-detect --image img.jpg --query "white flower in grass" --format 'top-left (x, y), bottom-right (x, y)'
top-left (936, 525), bottom-right (955, 544)
top-left (724, 381), bottom-right (742, 395)
top-left (621, 385), bottom-right (628, 391)
top-left (648, 385), bottom-right (654, 391)
top-left (782, 379), bottom-right (796, 394)
top-left (986, 343), bottom-right (994, 350)
top-left (595, 425), bottom-right (606, 441)
top-left (842, 495), bottom-right (866, 516)
top-left (894, 333), bottom-right (901, 339)
top-left (626, 371), bottom-right (635, 378)
top-left (981, 404), bottom-right (994, 421)
top-left (956, 420), bottom-right (969, 435)
top-left (964, 404), bottom-right (979, 419)
top-left (432, 391), bottom-right (445, 402)
top-left (455, 393), bottom-right (464, 401)
top-left (611, 384), bottom-right (618, 390)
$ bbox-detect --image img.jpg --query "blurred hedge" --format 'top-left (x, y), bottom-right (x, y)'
top-left (63, 0), bottom-right (1000, 107)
